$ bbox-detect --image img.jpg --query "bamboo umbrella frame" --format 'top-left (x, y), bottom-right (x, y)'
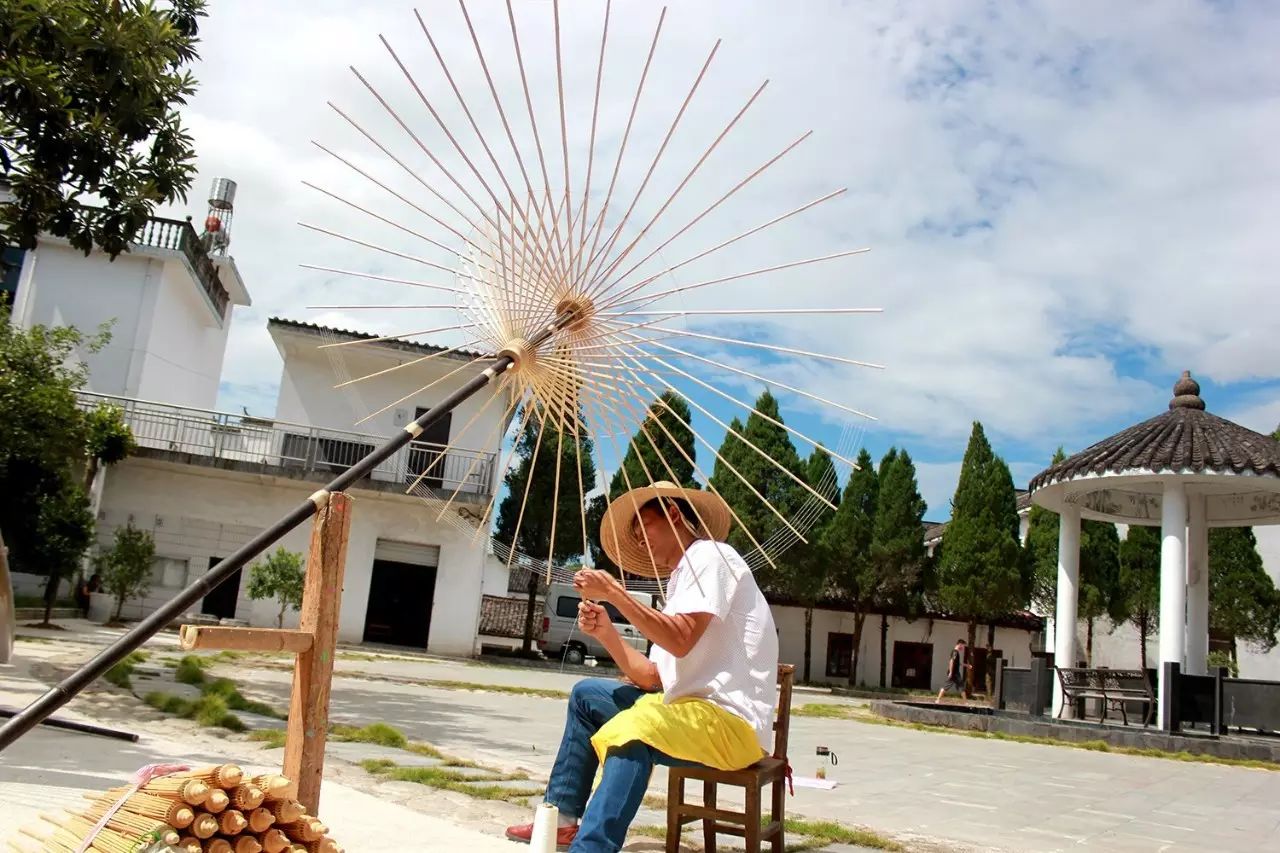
top-left (0, 0), bottom-right (879, 785)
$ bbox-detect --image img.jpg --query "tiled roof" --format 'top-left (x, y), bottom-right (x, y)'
top-left (923, 490), bottom-right (1032, 544)
top-left (1029, 372), bottom-right (1280, 492)
top-left (268, 317), bottom-right (491, 362)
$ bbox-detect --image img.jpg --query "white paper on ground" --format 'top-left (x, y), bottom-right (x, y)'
top-left (791, 776), bottom-right (838, 790)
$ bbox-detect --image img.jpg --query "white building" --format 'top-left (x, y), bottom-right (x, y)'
top-left (5, 182), bottom-right (512, 655)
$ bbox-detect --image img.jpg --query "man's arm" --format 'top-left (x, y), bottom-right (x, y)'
top-left (606, 592), bottom-right (713, 659)
top-left (578, 602), bottom-right (661, 689)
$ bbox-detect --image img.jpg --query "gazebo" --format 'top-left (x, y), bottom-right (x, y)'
top-left (1029, 371), bottom-right (1280, 726)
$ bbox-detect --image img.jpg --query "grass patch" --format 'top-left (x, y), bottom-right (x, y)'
top-left (144, 691), bottom-right (245, 732)
top-left (248, 728), bottom-right (288, 749)
top-left (630, 817), bottom-right (901, 851)
top-left (792, 703), bottom-right (860, 719)
top-left (360, 760), bottom-right (540, 802)
top-left (420, 679), bottom-right (568, 700)
top-left (102, 651), bottom-right (149, 689)
top-left (174, 655), bottom-right (207, 684)
top-left (781, 818), bottom-right (902, 851)
top-left (331, 722), bottom-right (407, 748)
top-left (167, 656), bottom-right (284, 719)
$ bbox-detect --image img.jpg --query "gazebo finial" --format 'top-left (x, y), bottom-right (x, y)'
top-left (1170, 370), bottom-right (1205, 410)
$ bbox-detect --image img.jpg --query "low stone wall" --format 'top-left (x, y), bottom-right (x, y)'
top-left (870, 700), bottom-right (1280, 763)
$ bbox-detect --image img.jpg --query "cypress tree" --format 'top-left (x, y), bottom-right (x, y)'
top-left (869, 449), bottom-right (928, 687)
top-left (709, 390), bottom-right (806, 591)
top-left (937, 422), bottom-right (1022, 695)
top-left (784, 446), bottom-right (840, 682)
top-left (1209, 527), bottom-right (1280, 665)
top-left (822, 448), bottom-right (878, 685)
top-left (495, 405), bottom-right (596, 652)
top-left (1023, 448), bottom-right (1066, 614)
top-left (1117, 524), bottom-right (1161, 671)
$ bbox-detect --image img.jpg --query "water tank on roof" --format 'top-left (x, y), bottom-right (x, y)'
top-left (208, 178), bottom-right (237, 211)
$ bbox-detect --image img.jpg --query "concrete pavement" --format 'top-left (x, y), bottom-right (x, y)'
top-left (6, 622), bottom-right (1280, 851)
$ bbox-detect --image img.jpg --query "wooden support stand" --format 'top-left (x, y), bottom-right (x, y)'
top-left (177, 492), bottom-right (353, 816)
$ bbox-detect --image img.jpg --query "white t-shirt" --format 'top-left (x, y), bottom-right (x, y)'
top-left (648, 539), bottom-right (779, 752)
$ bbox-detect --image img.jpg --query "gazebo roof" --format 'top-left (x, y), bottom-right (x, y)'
top-left (1029, 372), bottom-right (1280, 491)
top-left (1029, 372), bottom-right (1280, 526)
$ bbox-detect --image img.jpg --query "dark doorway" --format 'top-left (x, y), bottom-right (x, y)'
top-left (407, 409), bottom-right (452, 490)
top-left (363, 559), bottom-right (437, 648)
top-left (971, 647), bottom-right (1002, 695)
top-left (825, 632), bottom-right (854, 679)
top-left (201, 557), bottom-right (241, 620)
top-left (891, 641), bottom-right (933, 690)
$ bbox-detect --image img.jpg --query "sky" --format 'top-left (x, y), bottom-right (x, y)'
top-left (163, 0), bottom-right (1280, 522)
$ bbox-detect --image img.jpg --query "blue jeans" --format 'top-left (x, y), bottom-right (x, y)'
top-left (545, 678), bottom-right (700, 853)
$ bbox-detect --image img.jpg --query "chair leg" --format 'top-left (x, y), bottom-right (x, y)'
top-left (770, 778), bottom-right (785, 853)
top-left (703, 780), bottom-right (717, 852)
top-left (743, 783), bottom-right (762, 853)
top-left (666, 772), bottom-right (684, 853)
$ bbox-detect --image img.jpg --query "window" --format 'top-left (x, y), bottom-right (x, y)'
top-left (826, 633), bottom-right (854, 678)
top-left (151, 558), bottom-right (188, 589)
top-left (554, 595), bottom-right (630, 624)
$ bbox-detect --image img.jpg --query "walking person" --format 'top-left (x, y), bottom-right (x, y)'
top-left (935, 639), bottom-right (970, 703)
top-left (504, 481), bottom-right (779, 852)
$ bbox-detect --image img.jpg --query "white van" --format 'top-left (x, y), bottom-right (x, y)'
top-left (539, 583), bottom-right (656, 665)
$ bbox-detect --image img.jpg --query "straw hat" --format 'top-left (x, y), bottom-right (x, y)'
top-left (598, 481), bottom-right (732, 578)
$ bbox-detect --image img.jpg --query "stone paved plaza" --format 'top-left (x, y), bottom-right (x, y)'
top-left (3, 622), bottom-right (1279, 851)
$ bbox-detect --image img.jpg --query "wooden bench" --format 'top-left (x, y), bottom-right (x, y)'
top-left (1056, 667), bottom-right (1155, 726)
top-left (665, 664), bottom-right (793, 853)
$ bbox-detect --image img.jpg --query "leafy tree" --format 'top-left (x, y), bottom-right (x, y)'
top-left (1078, 520), bottom-right (1121, 665)
top-left (0, 0), bottom-right (207, 256)
top-left (0, 307), bottom-right (111, 624)
top-left (1117, 524), bottom-right (1161, 671)
top-left (97, 523), bottom-right (155, 623)
top-left (781, 446), bottom-right (840, 683)
top-left (81, 403), bottom-right (136, 493)
top-left (868, 449), bottom-right (928, 687)
top-left (247, 547), bottom-right (306, 628)
top-left (495, 406), bottom-right (596, 653)
top-left (822, 448), bottom-right (877, 686)
top-left (937, 422), bottom-right (1022, 695)
top-left (1209, 527), bottom-right (1280, 665)
top-left (708, 390), bottom-right (805, 593)
top-left (1023, 448), bottom-right (1066, 614)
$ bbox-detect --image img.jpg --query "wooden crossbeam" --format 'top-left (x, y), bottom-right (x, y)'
top-left (178, 625), bottom-right (314, 654)
top-left (177, 491), bottom-right (354, 817)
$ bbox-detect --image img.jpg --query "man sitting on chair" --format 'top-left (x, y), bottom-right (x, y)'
top-left (505, 481), bottom-right (779, 853)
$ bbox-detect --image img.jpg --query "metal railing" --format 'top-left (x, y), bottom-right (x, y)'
top-left (77, 391), bottom-right (496, 498)
top-left (134, 216), bottom-right (230, 317)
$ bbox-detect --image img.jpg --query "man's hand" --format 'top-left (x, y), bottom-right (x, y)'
top-left (578, 601), bottom-right (616, 642)
top-left (574, 568), bottom-right (622, 603)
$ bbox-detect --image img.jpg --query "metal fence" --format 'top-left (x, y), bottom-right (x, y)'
top-left (77, 391), bottom-right (496, 498)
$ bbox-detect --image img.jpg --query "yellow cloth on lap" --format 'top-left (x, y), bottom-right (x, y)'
top-left (590, 692), bottom-right (766, 771)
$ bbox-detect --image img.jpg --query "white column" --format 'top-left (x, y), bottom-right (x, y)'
top-left (1159, 481), bottom-right (1188, 723)
top-left (1051, 504), bottom-right (1081, 717)
top-left (1185, 494), bottom-right (1209, 675)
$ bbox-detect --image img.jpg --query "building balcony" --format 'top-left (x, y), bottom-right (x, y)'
top-left (134, 217), bottom-right (233, 319)
top-left (78, 391), bottom-right (496, 503)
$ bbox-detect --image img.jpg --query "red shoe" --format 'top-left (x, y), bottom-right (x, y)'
top-left (505, 821), bottom-right (577, 851)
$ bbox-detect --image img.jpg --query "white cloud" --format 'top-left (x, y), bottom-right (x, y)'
top-left (169, 0), bottom-right (1278, 499)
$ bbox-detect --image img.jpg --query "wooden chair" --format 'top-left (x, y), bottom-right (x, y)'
top-left (665, 664), bottom-right (794, 853)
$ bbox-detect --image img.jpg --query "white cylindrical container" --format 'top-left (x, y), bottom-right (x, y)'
top-left (529, 802), bottom-right (559, 853)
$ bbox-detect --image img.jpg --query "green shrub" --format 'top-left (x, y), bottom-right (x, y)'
top-left (174, 655), bottom-right (207, 685)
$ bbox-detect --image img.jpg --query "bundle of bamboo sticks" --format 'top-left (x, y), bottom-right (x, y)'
top-left (8, 765), bottom-right (344, 853)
